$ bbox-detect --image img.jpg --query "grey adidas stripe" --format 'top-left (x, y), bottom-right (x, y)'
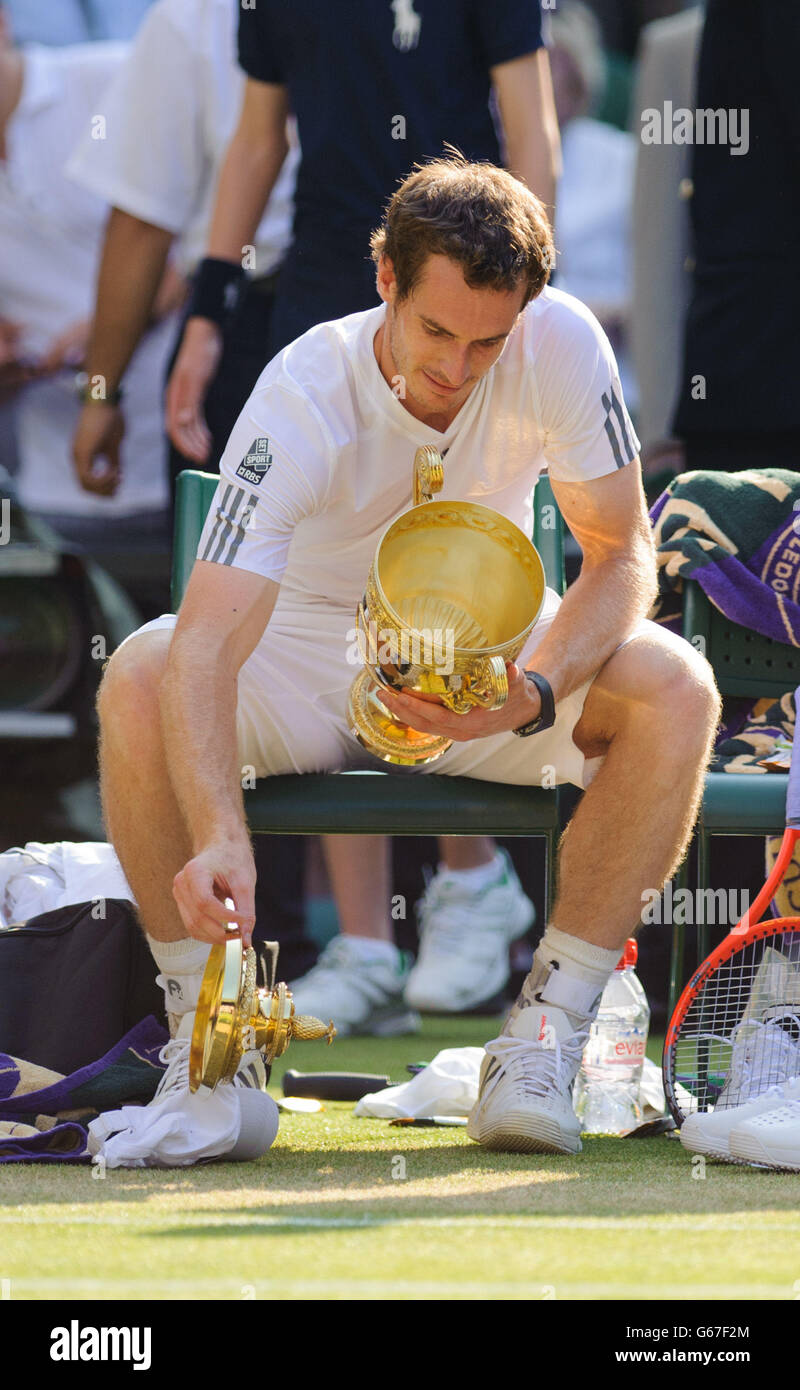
top-left (601, 388), bottom-right (635, 469)
top-left (200, 485), bottom-right (258, 565)
top-left (201, 483), bottom-right (234, 561)
top-left (608, 386), bottom-right (636, 462)
top-left (224, 493), bottom-right (258, 565)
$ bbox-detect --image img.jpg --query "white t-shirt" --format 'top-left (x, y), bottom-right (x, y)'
top-left (66, 0), bottom-right (297, 277)
top-left (0, 43), bottom-right (173, 517)
top-left (197, 289), bottom-right (640, 667)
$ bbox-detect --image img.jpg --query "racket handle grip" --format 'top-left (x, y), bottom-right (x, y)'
top-left (282, 1070), bottom-right (391, 1102)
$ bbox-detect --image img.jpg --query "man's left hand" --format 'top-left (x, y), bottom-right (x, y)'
top-left (376, 661), bottom-right (541, 741)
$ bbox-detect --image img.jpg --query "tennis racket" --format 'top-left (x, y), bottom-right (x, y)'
top-left (663, 694), bottom-right (800, 1126)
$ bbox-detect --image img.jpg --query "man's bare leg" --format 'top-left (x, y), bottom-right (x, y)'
top-left (469, 628), bottom-right (720, 1153)
top-left (321, 835), bottom-right (393, 941)
top-left (555, 625), bottom-right (720, 949)
top-left (439, 836), bottom-right (495, 869)
top-left (93, 629), bottom-right (279, 1168)
top-left (97, 630), bottom-right (190, 943)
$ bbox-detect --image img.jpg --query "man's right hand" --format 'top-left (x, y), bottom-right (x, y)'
top-left (72, 401), bottom-right (125, 495)
top-left (171, 839), bottom-right (257, 947)
top-left (165, 316), bottom-right (223, 464)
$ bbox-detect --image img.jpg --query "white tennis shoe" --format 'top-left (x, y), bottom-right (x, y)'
top-left (729, 1100), bottom-right (800, 1169)
top-left (680, 1074), bottom-right (800, 1162)
top-left (467, 1029), bottom-right (586, 1154)
top-left (404, 850), bottom-right (535, 1012)
top-left (288, 936), bottom-right (421, 1037)
top-left (87, 1014), bottom-right (279, 1168)
top-left (715, 1018), bottom-right (800, 1111)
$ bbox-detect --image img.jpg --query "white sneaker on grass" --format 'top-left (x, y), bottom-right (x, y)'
top-left (404, 850), bottom-right (535, 1013)
top-left (467, 955), bottom-right (589, 1157)
top-left (680, 1075), bottom-right (800, 1163)
top-left (288, 936), bottom-right (421, 1037)
top-left (87, 1014), bottom-right (279, 1168)
top-left (729, 1100), bottom-right (800, 1169)
top-left (679, 1018), bottom-right (800, 1163)
top-left (467, 1030), bottom-right (586, 1154)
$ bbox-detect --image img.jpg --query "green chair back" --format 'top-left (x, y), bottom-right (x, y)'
top-left (682, 583), bottom-right (800, 698)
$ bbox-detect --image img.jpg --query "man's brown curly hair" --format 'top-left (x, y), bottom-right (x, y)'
top-left (370, 151), bottom-right (554, 307)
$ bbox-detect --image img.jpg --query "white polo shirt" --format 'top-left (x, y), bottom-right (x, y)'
top-left (197, 289), bottom-right (640, 681)
top-left (66, 0), bottom-right (297, 277)
top-left (0, 42), bottom-right (174, 517)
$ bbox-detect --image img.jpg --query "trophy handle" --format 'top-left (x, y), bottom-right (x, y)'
top-left (413, 445), bottom-right (444, 506)
top-left (454, 654), bottom-right (509, 712)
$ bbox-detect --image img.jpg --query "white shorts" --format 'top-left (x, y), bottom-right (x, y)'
top-left (121, 590), bottom-right (655, 792)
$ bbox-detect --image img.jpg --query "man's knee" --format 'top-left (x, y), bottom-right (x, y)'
top-left (97, 630), bottom-right (172, 735)
top-left (576, 628), bottom-right (721, 753)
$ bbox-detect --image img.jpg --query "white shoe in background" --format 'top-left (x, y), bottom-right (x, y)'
top-left (405, 850), bottom-right (535, 1012)
top-left (288, 936), bottom-right (420, 1037)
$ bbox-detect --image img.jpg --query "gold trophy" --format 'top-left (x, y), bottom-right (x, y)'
top-left (348, 446), bottom-right (546, 765)
top-left (190, 929), bottom-right (334, 1092)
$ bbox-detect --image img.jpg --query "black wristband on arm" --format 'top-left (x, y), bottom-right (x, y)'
top-left (512, 670), bottom-right (556, 737)
top-left (186, 257), bottom-right (247, 328)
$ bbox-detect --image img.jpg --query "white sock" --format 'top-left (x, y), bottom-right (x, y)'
top-left (436, 851), bottom-right (505, 892)
top-left (340, 935), bottom-right (399, 964)
top-left (147, 936), bottom-right (212, 1037)
top-left (504, 927), bottom-right (621, 1043)
top-left (537, 925), bottom-right (621, 990)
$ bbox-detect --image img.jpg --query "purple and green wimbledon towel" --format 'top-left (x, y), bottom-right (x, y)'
top-left (0, 1015), bottom-right (167, 1162)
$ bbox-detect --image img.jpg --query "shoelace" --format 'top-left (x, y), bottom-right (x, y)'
top-left (155, 1037), bottom-right (191, 1099)
top-left (719, 1016), bottom-right (800, 1101)
top-left (483, 1031), bottom-right (588, 1102)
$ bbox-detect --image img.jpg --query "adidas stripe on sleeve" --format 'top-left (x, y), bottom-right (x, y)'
top-left (534, 295), bottom-right (641, 485)
top-left (196, 388), bottom-right (330, 584)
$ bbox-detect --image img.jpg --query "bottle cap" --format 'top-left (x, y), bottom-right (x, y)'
top-left (615, 937), bottom-right (638, 970)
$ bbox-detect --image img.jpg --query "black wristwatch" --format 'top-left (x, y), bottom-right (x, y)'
top-left (513, 670), bottom-right (556, 737)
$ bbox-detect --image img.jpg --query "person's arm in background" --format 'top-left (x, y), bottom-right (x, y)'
top-left (493, 47), bottom-right (562, 222)
top-left (72, 208), bottom-right (175, 495)
top-left (66, 0), bottom-right (211, 491)
top-left (164, 78), bottom-right (289, 463)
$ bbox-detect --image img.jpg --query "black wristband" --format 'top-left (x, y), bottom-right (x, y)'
top-left (187, 257), bottom-right (246, 328)
top-left (513, 670), bottom-right (556, 737)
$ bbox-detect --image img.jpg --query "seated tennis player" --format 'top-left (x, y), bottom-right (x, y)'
top-left (93, 156), bottom-right (720, 1165)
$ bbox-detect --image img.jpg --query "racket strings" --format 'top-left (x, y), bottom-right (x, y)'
top-left (673, 933), bottom-right (800, 1113)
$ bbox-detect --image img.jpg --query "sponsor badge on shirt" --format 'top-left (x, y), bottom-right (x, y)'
top-left (235, 437), bottom-right (273, 486)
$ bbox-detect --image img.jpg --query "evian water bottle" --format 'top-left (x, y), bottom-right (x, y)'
top-left (572, 939), bottom-right (650, 1135)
